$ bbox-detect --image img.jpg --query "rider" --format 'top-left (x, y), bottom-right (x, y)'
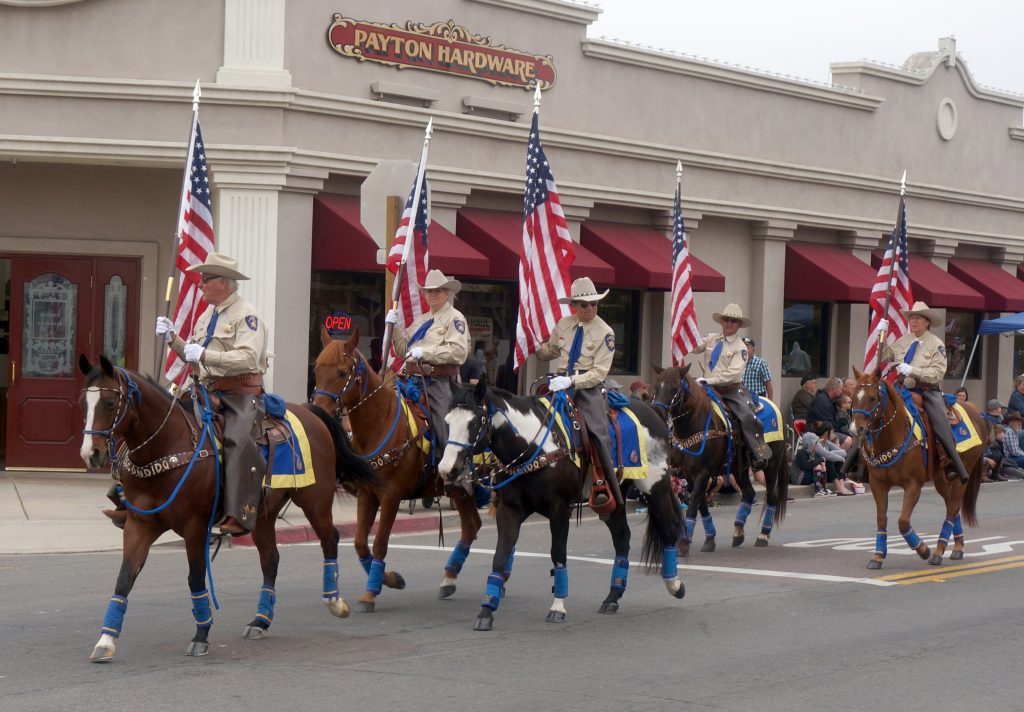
top-left (691, 303), bottom-right (772, 471)
top-left (878, 301), bottom-right (970, 484)
top-left (386, 269), bottom-right (470, 474)
top-left (535, 276), bottom-right (620, 508)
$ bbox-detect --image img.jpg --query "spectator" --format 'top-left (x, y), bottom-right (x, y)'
top-left (842, 378), bottom-right (856, 398)
top-left (835, 394), bottom-right (854, 440)
top-left (787, 341), bottom-right (811, 377)
top-left (1009, 375), bottom-right (1024, 415)
top-left (982, 424), bottom-right (1007, 482)
top-left (460, 350), bottom-right (484, 385)
top-left (791, 375), bottom-right (817, 422)
top-left (605, 378), bottom-right (624, 393)
top-left (811, 422), bottom-right (858, 495)
top-left (741, 337), bottom-right (774, 400)
top-left (954, 386), bottom-right (969, 404)
top-left (806, 377), bottom-right (853, 450)
top-left (983, 399), bottom-right (1006, 427)
top-left (629, 379), bottom-right (652, 402)
top-left (999, 412), bottom-right (1024, 478)
top-left (790, 431), bottom-right (845, 496)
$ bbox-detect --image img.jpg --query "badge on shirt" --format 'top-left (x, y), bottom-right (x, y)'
top-left (245, 315), bottom-right (259, 331)
top-left (605, 334), bottom-right (615, 352)
top-left (937, 345), bottom-right (946, 357)
top-left (453, 319), bottom-right (466, 334)
top-left (741, 349), bottom-right (748, 362)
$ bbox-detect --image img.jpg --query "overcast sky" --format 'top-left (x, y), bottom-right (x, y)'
top-left (588, 0), bottom-right (1023, 96)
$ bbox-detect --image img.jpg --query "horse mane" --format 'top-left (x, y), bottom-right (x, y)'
top-left (678, 369), bottom-right (712, 421)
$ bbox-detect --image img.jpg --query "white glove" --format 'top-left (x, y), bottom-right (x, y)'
top-left (877, 318), bottom-right (889, 333)
top-left (410, 346), bottom-right (424, 361)
top-left (155, 316), bottom-right (175, 341)
top-left (549, 375), bottom-right (573, 392)
top-left (706, 333), bottom-right (717, 343)
top-left (384, 309), bottom-right (400, 326)
top-left (896, 363), bottom-right (913, 376)
top-left (183, 343), bottom-right (205, 364)
top-left (696, 377), bottom-right (709, 386)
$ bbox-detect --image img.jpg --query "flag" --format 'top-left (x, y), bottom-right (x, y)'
top-left (513, 111), bottom-right (574, 371)
top-left (863, 195), bottom-right (913, 374)
top-left (669, 182), bottom-right (700, 364)
top-left (164, 121), bottom-right (214, 385)
top-left (385, 170), bottom-right (430, 369)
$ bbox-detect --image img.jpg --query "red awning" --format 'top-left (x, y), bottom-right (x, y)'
top-left (580, 221), bottom-right (725, 292)
top-left (784, 243), bottom-right (877, 302)
top-left (948, 258), bottom-right (1024, 312)
top-left (457, 208), bottom-right (615, 283)
top-left (870, 253), bottom-right (985, 310)
top-left (313, 195), bottom-right (490, 277)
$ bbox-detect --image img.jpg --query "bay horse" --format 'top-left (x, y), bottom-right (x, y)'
top-left (78, 354), bottom-right (376, 662)
top-left (439, 379), bottom-right (685, 632)
top-left (849, 368), bottom-right (984, 569)
top-left (311, 326), bottom-right (482, 611)
top-left (653, 364), bottom-right (789, 555)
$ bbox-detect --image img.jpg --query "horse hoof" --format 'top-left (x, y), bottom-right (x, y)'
top-left (389, 573), bottom-right (407, 591)
top-left (546, 610), bottom-right (566, 623)
top-left (241, 625), bottom-right (265, 640)
top-left (754, 537), bottom-right (769, 548)
top-left (867, 559), bottom-right (883, 570)
top-left (439, 584), bottom-right (456, 600)
top-left (185, 641), bottom-right (210, 657)
top-left (671, 582), bottom-right (686, 600)
top-left (950, 550), bottom-right (964, 561)
top-left (326, 597), bottom-right (350, 618)
top-left (354, 600), bottom-right (376, 613)
top-left (928, 554), bottom-right (943, 566)
top-left (90, 645), bottom-right (115, 663)
top-left (598, 600), bottom-right (619, 614)
top-left (701, 539), bottom-right (716, 553)
top-left (917, 546), bottom-right (931, 561)
top-left (732, 535), bottom-right (744, 548)
top-left (473, 612), bottom-right (493, 632)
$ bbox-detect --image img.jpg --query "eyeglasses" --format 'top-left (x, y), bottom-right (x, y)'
top-left (200, 274), bottom-right (223, 285)
top-left (571, 301), bottom-right (597, 309)
top-left (721, 317), bottom-right (740, 324)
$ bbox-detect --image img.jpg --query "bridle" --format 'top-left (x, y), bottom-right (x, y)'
top-left (445, 402), bottom-right (495, 478)
top-left (851, 377), bottom-right (919, 468)
top-left (82, 367), bottom-right (140, 440)
top-left (311, 348), bottom-right (395, 416)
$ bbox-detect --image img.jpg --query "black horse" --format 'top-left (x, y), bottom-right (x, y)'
top-left (439, 379), bottom-right (685, 632)
top-left (653, 364), bottom-right (789, 555)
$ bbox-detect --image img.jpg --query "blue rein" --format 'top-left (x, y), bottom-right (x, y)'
top-left (854, 380), bottom-right (919, 469)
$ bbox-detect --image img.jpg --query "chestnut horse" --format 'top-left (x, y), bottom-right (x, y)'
top-left (311, 326), bottom-right (482, 611)
top-left (79, 354), bottom-right (375, 662)
top-left (849, 368), bottom-right (984, 569)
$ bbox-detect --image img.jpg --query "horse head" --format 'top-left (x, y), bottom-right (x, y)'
top-left (313, 324), bottom-right (369, 415)
top-left (439, 378), bottom-right (492, 488)
top-left (652, 363), bottom-right (683, 410)
top-left (78, 353), bottom-right (135, 468)
top-left (850, 366), bottom-right (889, 437)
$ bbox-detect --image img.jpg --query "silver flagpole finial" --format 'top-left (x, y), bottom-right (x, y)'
top-left (900, 169), bottom-right (907, 196)
top-left (533, 85), bottom-right (542, 111)
top-left (676, 159), bottom-right (683, 183)
top-left (424, 117), bottom-right (434, 142)
top-left (192, 79), bottom-right (201, 113)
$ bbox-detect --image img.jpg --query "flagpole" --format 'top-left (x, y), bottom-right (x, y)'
top-left (379, 118), bottom-right (433, 378)
top-left (875, 169), bottom-right (906, 374)
top-left (154, 79), bottom-right (202, 380)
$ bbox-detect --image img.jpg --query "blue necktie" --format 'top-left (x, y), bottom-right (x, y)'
top-left (708, 340), bottom-right (723, 371)
top-left (407, 318), bottom-right (434, 348)
top-left (903, 341), bottom-right (918, 364)
top-left (566, 324), bottom-right (584, 373)
top-left (201, 309), bottom-right (220, 348)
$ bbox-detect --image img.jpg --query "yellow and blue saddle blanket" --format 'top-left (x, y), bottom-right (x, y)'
top-left (259, 394), bottom-right (316, 488)
top-left (602, 392), bottom-right (649, 480)
top-left (750, 395), bottom-right (785, 444)
top-left (896, 390), bottom-right (983, 454)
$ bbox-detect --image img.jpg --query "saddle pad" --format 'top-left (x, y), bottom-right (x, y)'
top-left (607, 407), bottom-right (648, 480)
top-left (709, 399), bottom-right (731, 432)
top-left (950, 403), bottom-right (983, 453)
top-left (260, 410), bottom-right (315, 489)
top-left (752, 396), bottom-right (785, 444)
top-left (538, 397), bottom-right (581, 467)
top-left (401, 397), bottom-right (431, 455)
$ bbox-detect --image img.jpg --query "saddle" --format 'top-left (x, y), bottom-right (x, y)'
top-left (902, 390), bottom-right (958, 478)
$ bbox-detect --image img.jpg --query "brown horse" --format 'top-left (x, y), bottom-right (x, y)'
top-left (78, 354), bottom-right (376, 662)
top-left (311, 326), bottom-right (482, 611)
top-left (849, 368), bottom-right (985, 569)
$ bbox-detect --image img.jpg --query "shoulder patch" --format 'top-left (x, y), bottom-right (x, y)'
top-left (453, 319), bottom-right (466, 334)
top-left (741, 348), bottom-right (748, 362)
top-left (604, 333), bottom-right (615, 352)
top-left (245, 315), bottom-right (258, 331)
top-left (937, 345), bottom-right (946, 357)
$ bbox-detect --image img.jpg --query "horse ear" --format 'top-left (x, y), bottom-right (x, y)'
top-left (852, 366), bottom-right (862, 379)
top-left (78, 353), bottom-right (93, 375)
top-left (320, 325), bottom-right (331, 347)
top-left (680, 363), bottom-right (691, 378)
top-left (474, 376), bottom-right (487, 403)
top-left (98, 354), bottom-right (115, 377)
top-left (651, 363), bottom-right (664, 376)
top-left (347, 324), bottom-right (360, 350)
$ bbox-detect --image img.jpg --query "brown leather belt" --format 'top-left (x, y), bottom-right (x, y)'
top-left (208, 372), bottom-right (264, 395)
top-left (404, 362), bottom-right (459, 378)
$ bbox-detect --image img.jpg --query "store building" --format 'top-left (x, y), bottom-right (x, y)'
top-left (2, 0), bottom-right (1023, 469)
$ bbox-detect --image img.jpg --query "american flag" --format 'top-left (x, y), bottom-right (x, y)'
top-left (669, 179), bottom-right (700, 364)
top-left (513, 111), bottom-right (574, 371)
top-left (164, 121), bottom-right (214, 385)
top-left (863, 194), bottom-right (913, 374)
top-left (385, 170), bottom-right (430, 367)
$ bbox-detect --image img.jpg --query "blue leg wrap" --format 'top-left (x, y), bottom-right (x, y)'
top-left (322, 558), bottom-right (339, 600)
top-left (701, 513), bottom-right (717, 538)
top-left (552, 564), bottom-right (569, 599)
top-left (684, 516), bottom-right (696, 542)
top-left (191, 589), bottom-right (213, 630)
top-left (101, 595), bottom-right (128, 637)
top-left (482, 572), bottom-right (505, 610)
top-left (953, 514), bottom-right (964, 537)
top-left (938, 519), bottom-right (955, 546)
top-left (760, 505), bottom-right (777, 535)
top-left (874, 530), bottom-right (888, 558)
top-left (662, 546), bottom-right (678, 580)
top-left (611, 556), bottom-right (629, 590)
top-left (256, 586), bottom-right (276, 625)
top-left (901, 526), bottom-right (922, 550)
top-left (734, 501), bottom-right (752, 527)
top-left (445, 540), bottom-right (472, 576)
top-left (358, 555), bottom-right (372, 575)
top-left (366, 558), bottom-right (385, 595)
top-left (502, 549), bottom-right (515, 579)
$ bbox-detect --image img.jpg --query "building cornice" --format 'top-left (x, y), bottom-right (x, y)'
top-left (465, 0), bottom-right (600, 25)
top-left (1011, 127), bottom-right (1024, 142)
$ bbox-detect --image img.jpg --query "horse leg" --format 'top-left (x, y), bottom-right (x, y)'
top-left (733, 472), bottom-right (756, 548)
top-left (356, 495), bottom-right (404, 612)
top-left (950, 513), bottom-right (965, 560)
top-left (929, 479), bottom-right (958, 566)
top-left (598, 504), bottom-right (631, 614)
top-left (297, 488), bottom-right (350, 618)
top-left (897, 481), bottom-right (931, 562)
top-left (184, 524), bottom-right (215, 657)
top-left (474, 503), bottom-right (526, 632)
top-left (242, 511), bottom-right (280, 639)
top-left (352, 488), bottom-right (378, 579)
top-left (439, 489), bottom-right (483, 600)
top-left (90, 522), bottom-right (162, 662)
top-left (867, 479), bottom-right (890, 570)
top-left (545, 505), bottom-right (571, 624)
top-left (700, 502), bottom-right (717, 553)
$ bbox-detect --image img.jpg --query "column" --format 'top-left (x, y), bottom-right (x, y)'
top-left (750, 221), bottom-right (795, 392)
top-left (836, 229), bottom-right (885, 379)
top-left (216, 0), bottom-right (292, 88)
top-left (652, 208), bottom-right (703, 372)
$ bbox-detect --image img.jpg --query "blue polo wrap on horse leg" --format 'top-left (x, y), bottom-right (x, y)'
top-left (938, 519), bottom-right (955, 546)
top-left (611, 556), bottom-right (629, 590)
top-left (256, 586), bottom-right (276, 625)
top-left (953, 514), bottom-right (964, 537)
top-left (101, 595), bottom-right (128, 637)
top-left (874, 530), bottom-right (887, 557)
top-left (445, 540), bottom-right (472, 576)
top-left (662, 547), bottom-right (678, 580)
top-left (551, 564), bottom-right (569, 599)
top-left (358, 555), bottom-right (372, 575)
top-left (760, 505), bottom-right (777, 535)
top-left (900, 526), bottom-right (922, 550)
top-left (322, 559), bottom-right (339, 600)
top-left (502, 549), bottom-right (515, 579)
top-left (684, 516), bottom-right (696, 542)
top-left (366, 558), bottom-right (385, 595)
top-left (482, 572), bottom-right (505, 610)
top-left (191, 589), bottom-right (213, 629)
top-left (734, 501), bottom-right (752, 527)
top-left (701, 513), bottom-right (717, 538)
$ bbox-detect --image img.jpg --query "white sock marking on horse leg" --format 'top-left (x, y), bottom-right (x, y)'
top-left (549, 597), bottom-right (566, 614)
top-left (93, 633), bottom-right (116, 657)
top-left (80, 388), bottom-right (101, 463)
top-left (440, 573), bottom-right (457, 587)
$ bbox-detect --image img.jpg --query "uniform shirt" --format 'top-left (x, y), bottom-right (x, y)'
top-left (170, 290), bottom-right (268, 381)
top-left (881, 330), bottom-right (947, 385)
top-left (392, 301), bottom-right (470, 366)
top-left (691, 332), bottom-right (747, 387)
top-left (535, 313), bottom-right (615, 391)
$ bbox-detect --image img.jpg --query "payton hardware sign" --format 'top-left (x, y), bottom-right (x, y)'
top-left (327, 15), bottom-right (556, 90)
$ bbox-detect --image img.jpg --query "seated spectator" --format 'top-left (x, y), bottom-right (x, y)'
top-left (842, 378), bottom-right (856, 399)
top-left (629, 379), bottom-right (653, 402)
top-left (954, 386), bottom-right (969, 404)
top-left (790, 431), bottom-right (846, 496)
top-left (790, 375), bottom-right (817, 423)
top-left (806, 377), bottom-right (853, 450)
top-left (983, 399), bottom-right (1007, 427)
top-left (1009, 375), bottom-right (1024, 415)
top-left (999, 412), bottom-right (1024, 479)
top-left (983, 424), bottom-right (1008, 482)
top-left (835, 394), bottom-right (854, 440)
top-left (810, 422), bottom-right (858, 495)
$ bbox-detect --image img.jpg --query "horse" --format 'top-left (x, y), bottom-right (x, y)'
top-left (78, 354), bottom-right (376, 662)
top-left (652, 364), bottom-right (789, 555)
top-left (311, 326), bottom-right (483, 611)
top-left (849, 368), bottom-right (984, 569)
top-left (439, 378), bottom-right (685, 632)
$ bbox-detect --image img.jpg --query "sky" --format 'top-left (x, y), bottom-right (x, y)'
top-left (587, 0), bottom-right (1023, 96)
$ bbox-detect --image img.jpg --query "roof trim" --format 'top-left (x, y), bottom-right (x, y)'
top-left (466, 0), bottom-right (600, 25)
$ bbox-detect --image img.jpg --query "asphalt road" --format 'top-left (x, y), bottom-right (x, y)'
top-left (3, 484), bottom-right (1024, 712)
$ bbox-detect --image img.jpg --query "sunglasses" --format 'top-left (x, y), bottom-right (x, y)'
top-left (721, 317), bottom-right (741, 324)
top-left (571, 301), bottom-right (597, 309)
top-left (200, 274), bottom-right (224, 285)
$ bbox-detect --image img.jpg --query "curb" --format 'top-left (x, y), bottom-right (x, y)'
top-left (229, 510), bottom-right (455, 548)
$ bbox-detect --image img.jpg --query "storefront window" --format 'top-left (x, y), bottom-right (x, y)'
top-left (23, 272), bottom-right (77, 378)
top-left (103, 275), bottom-right (127, 367)
top-left (309, 272), bottom-right (385, 387)
top-left (457, 281), bottom-right (518, 392)
top-left (945, 310), bottom-right (981, 380)
top-left (599, 290), bottom-right (641, 375)
top-left (782, 302), bottom-right (830, 378)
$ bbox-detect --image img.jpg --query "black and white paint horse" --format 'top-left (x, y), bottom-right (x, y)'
top-left (439, 379), bottom-right (685, 631)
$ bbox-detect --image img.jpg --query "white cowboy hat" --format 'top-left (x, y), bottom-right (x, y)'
top-left (557, 276), bottom-right (609, 304)
top-left (420, 269), bottom-right (461, 294)
top-left (185, 252), bottom-right (250, 281)
top-left (712, 303), bottom-right (751, 327)
top-left (902, 301), bottom-right (943, 328)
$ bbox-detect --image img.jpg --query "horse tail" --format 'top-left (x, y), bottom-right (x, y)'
top-left (305, 404), bottom-right (379, 489)
top-left (961, 447), bottom-right (983, 528)
top-left (640, 475), bottom-right (684, 573)
top-left (766, 441), bottom-right (791, 524)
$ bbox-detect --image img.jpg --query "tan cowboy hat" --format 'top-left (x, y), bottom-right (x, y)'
top-left (420, 269), bottom-right (461, 294)
top-left (902, 301), bottom-right (943, 328)
top-left (712, 303), bottom-right (751, 327)
top-left (185, 252), bottom-right (250, 281)
top-left (557, 276), bottom-right (609, 304)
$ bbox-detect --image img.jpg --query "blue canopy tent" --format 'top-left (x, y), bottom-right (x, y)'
top-left (960, 312), bottom-right (1024, 386)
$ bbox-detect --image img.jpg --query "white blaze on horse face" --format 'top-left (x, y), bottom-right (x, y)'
top-left (439, 408), bottom-right (474, 477)
top-left (80, 387), bottom-right (102, 464)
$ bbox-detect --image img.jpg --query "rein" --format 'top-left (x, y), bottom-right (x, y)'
top-left (853, 379), bottom-right (919, 469)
